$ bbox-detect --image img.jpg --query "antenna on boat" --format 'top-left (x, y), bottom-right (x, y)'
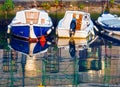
top-left (32, 0), bottom-right (37, 8)
top-left (105, 0), bottom-right (110, 12)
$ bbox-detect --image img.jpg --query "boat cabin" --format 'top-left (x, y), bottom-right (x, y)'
top-left (60, 11), bottom-right (90, 30)
top-left (11, 9), bottom-right (51, 25)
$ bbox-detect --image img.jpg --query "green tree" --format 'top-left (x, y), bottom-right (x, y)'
top-left (55, 0), bottom-right (59, 4)
top-left (1, 0), bottom-right (14, 19)
top-left (78, 4), bottom-right (85, 10)
top-left (41, 2), bottom-right (50, 10)
top-left (110, 0), bottom-right (115, 8)
top-left (118, 4), bottom-right (120, 9)
top-left (54, 0), bottom-right (59, 7)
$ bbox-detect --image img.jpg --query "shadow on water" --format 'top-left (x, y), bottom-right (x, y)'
top-left (0, 19), bottom-right (12, 31)
top-left (0, 19), bottom-right (12, 49)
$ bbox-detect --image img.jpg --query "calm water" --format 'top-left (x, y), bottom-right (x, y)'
top-left (0, 22), bottom-right (120, 87)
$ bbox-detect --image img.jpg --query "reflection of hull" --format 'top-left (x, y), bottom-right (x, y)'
top-left (57, 38), bottom-right (87, 49)
top-left (57, 38), bottom-right (88, 58)
top-left (8, 37), bottom-right (50, 56)
top-left (79, 47), bottom-right (102, 72)
top-left (79, 58), bottom-right (102, 72)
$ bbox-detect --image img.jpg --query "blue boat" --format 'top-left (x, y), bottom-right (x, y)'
top-left (7, 8), bottom-right (53, 40)
top-left (8, 36), bottom-right (51, 56)
top-left (97, 12), bottom-right (120, 35)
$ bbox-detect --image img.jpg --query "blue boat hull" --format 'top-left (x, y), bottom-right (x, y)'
top-left (11, 26), bottom-right (30, 38)
top-left (9, 37), bottom-right (50, 55)
top-left (11, 25), bottom-right (51, 39)
top-left (101, 25), bottom-right (120, 31)
top-left (33, 26), bottom-right (51, 37)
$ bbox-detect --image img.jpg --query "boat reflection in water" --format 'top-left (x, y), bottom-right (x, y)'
top-left (79, 46), bottom-right (102, 72)
top-left (57, 38), bottom-right (88, 59)
top-left (8, 36), bottom-right (51, 78)
top-left (57, 37), bottom-right (104, 83)
top-left (57, 37), bottom-right (102, 70)
top-left (78, 41), bottom-right (106, 84)
top-left (8, 36), bottom-right (51, 56)
top-left (1, 35), bottom-right (120, 86)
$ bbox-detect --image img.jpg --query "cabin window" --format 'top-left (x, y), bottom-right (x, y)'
top-left (25, 12), bottom-right (39, 24)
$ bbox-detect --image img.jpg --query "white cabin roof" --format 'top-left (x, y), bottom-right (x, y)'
top-left (11, 8), bottom-right (52, 26)
top-left (57, 11), bottom-right (91, 30)
top-left (65, 11), bottom-right (90, 15)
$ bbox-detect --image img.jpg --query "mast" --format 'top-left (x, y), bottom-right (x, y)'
top-left (106, 0), bottom-right (110, 12)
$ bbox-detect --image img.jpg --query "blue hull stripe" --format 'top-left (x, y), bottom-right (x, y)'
top-left (11, 26), bottom-right (51, 38)
top-left (101, 25), bottom-right (120, 31)
top-left (34, 26), bottom-right (51, 36)
top-left (11, 26), bottom-right (30, 38)
top-left (33, 41), bottom-right (49, 53)
top-left (10, 37), bottom-right (50, 54)
top-left (10, 37), bottom-right (29, 54)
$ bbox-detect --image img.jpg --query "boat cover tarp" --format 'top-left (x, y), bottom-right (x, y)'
top-left (102, 19), bottom-right (120, 27)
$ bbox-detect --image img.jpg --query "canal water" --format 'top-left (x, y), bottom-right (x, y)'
top-left (0, 21), bottom-right (120, 87)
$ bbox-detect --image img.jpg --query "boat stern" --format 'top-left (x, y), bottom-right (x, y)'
top-left (56, 29), bottom-right (89, 39)
top-left (73, 31), bottom-right (88, 38)
top-left (56, 29), bottom-right (70, 38)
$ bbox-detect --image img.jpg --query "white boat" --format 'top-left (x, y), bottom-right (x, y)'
top-left (97, 12), bottom-right (120, 35)
top-left (56, 11), bottom-right (95, 40)
top-left (7, 8), bottom-right (53, 40)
